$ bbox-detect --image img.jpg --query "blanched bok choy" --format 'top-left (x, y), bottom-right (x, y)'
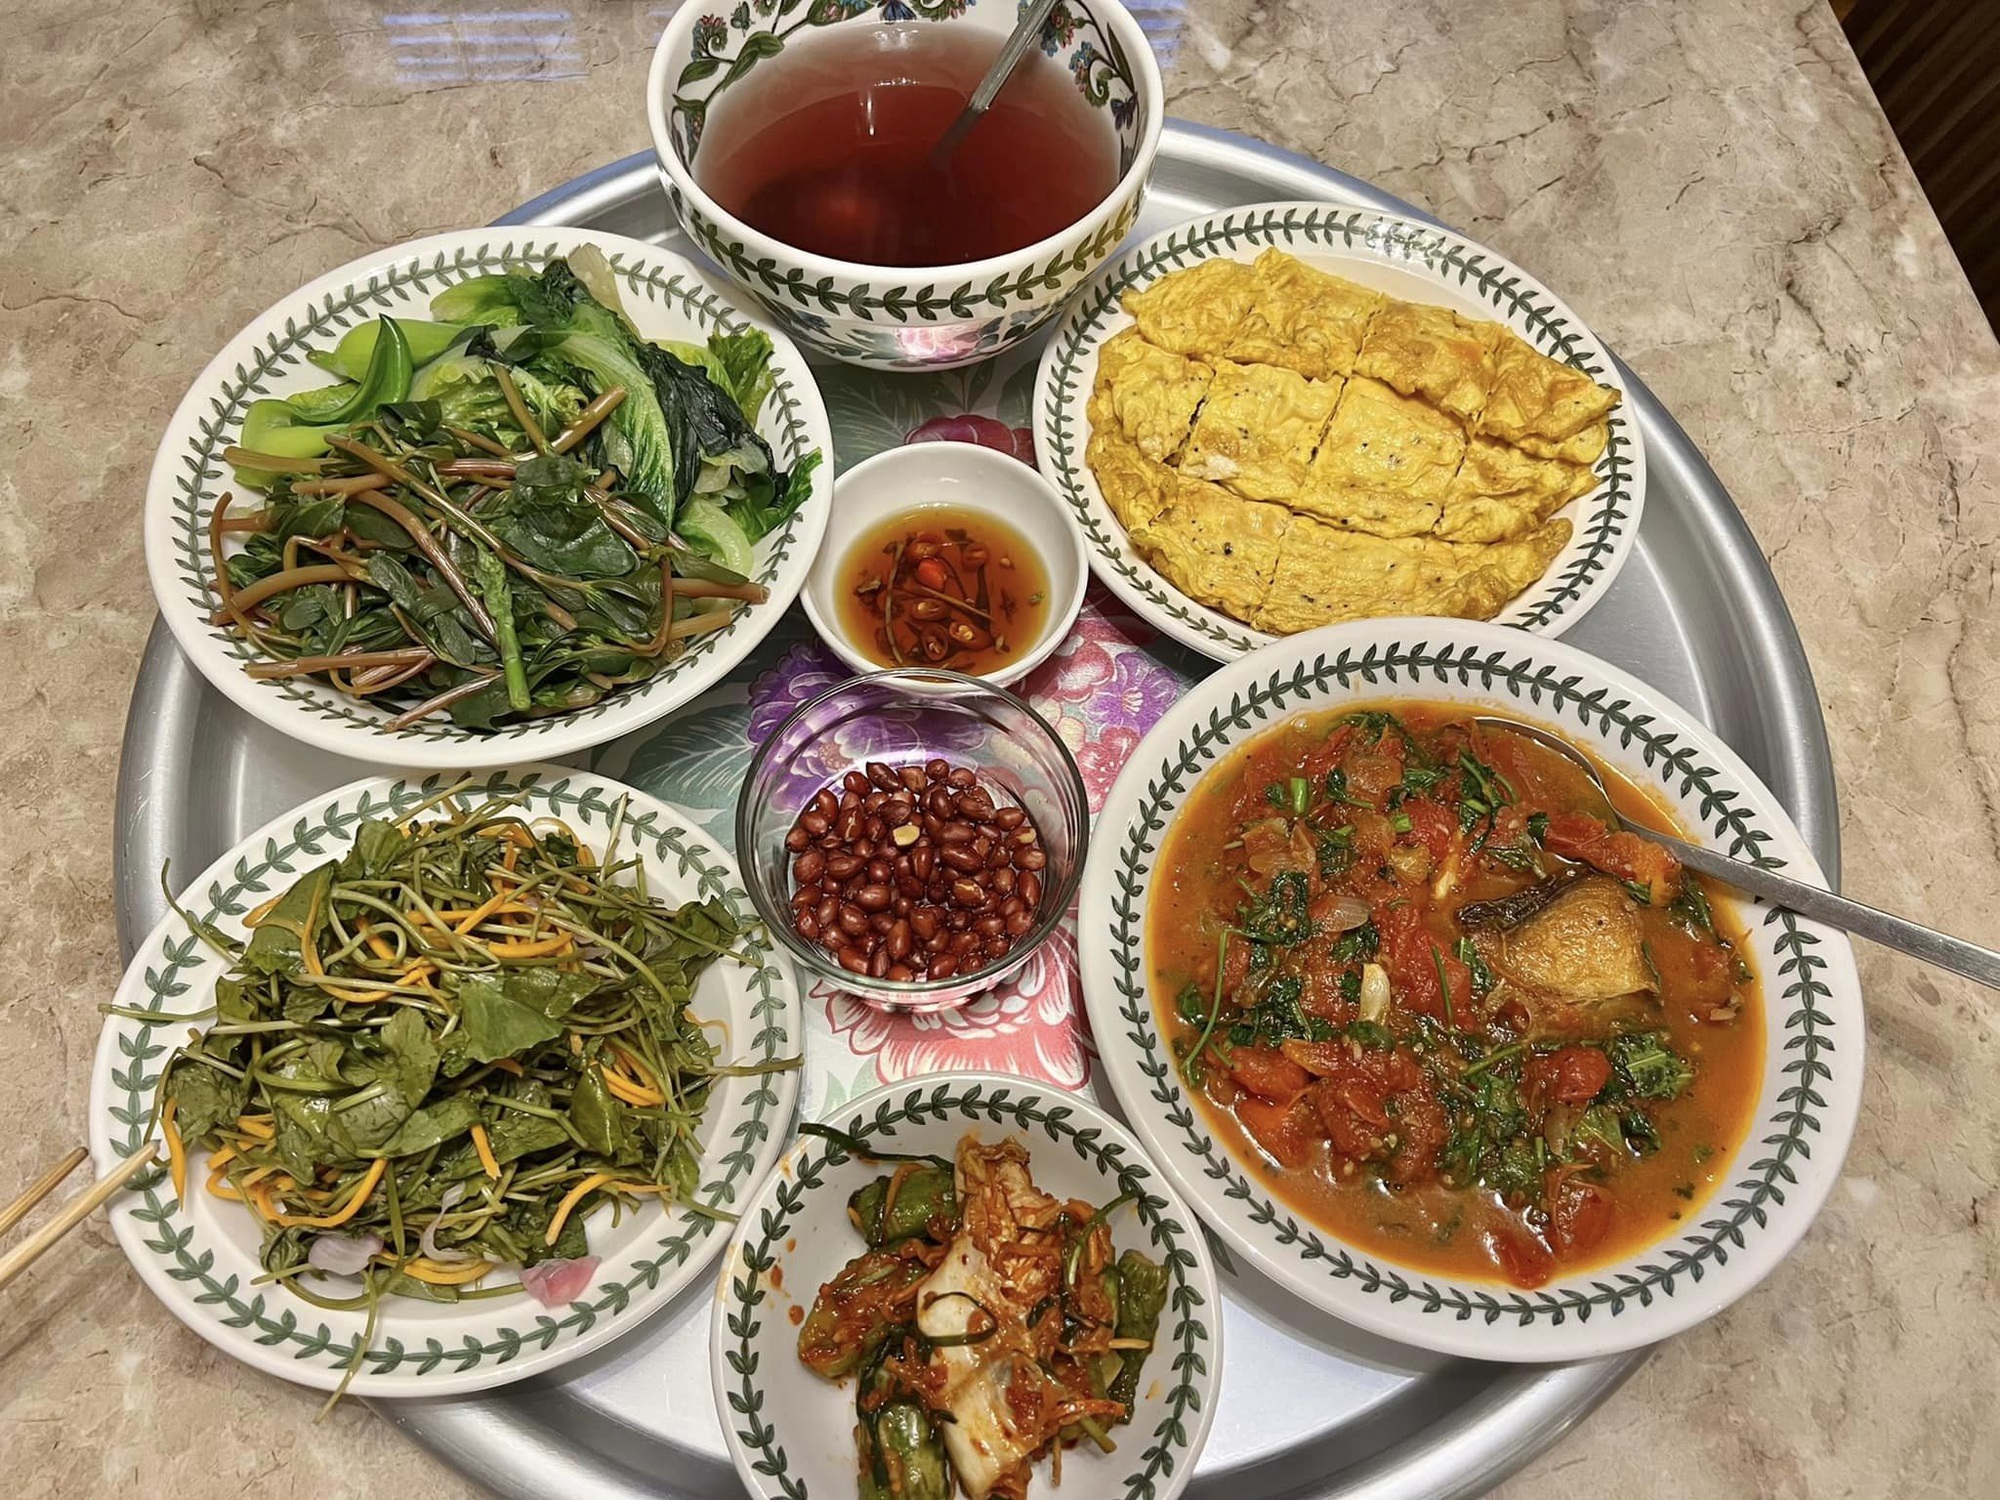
top-left (211, 249), bottom-right (821, 730)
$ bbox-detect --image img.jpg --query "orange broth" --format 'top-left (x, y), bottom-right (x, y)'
top-left (834, 505), bottom-right (1050, 675)
top-left (1147, 701), bottom-right (1763, 1287)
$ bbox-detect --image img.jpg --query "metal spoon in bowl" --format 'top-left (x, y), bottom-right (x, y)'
top-left (1471, 717), bottom-right (2000, 990)
top-left (929, 0), bottom-right (1069, 170)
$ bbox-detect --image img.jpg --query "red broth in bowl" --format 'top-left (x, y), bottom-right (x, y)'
top-left (693, 23), bottom-right (1120, 267)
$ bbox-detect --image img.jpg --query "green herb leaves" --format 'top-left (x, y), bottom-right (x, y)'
top-left (242, 864), bottom-right (334, 975)
top-left (1330, 920), bottom-right (1380, 963)
top-left (484, 456), bottom-right (639, 579)
top-left (1235, 871), bottom-right (1315, 947)
top-left (1604, 1031), bottom-right (1695, 1101)
top-left (456, 970), bottom-right (593, 1063)
top-left (156, 801), bottom-right (754, 1303)
top-left (1454, 750), bottom-right (1514, 831)
top-left (1224, 975), bottom-right (1334, 1048)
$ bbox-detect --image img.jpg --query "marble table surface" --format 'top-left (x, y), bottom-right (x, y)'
top-left (5, 0), bottom-right (1997, 1494)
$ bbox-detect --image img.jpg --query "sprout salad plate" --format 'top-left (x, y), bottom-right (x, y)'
top-left (88, 767), bottom-right (800, 1395)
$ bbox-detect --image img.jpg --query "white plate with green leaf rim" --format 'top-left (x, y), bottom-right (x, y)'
top-left (142, 227), bottom-right (833, 769)
top-left (87, 766), bottom-right (799, 1395)
top-left (1076, 618), bottom-right (1863, 1360)
top-left (1032, 203), bottom-right (1645, 662)
top-left (712, 1073), bottom-right (1222, 1500)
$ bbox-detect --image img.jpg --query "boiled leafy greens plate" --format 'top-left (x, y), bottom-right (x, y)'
top-left (144, 228), bottom-right (833, 769)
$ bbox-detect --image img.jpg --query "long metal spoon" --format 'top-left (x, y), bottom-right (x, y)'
top-left (928, 0), bottom-right (1067, 169)
top-left (1472, 717), bottom-right (2000, 989)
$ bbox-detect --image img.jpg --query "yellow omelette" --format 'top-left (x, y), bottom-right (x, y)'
top-left (1088, 248), bottom-right (1619, 633)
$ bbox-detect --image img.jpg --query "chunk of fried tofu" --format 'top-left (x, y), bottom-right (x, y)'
top-left (1436, 436), bottom-right (1600, 543)
top-left (1129, 478), bottom-right (1294, 621)
top-left (1093, 326), bottom-right (1214, 463)
top-left (1494, 876), bottom-right (1657, 1002)
top-left (1252, 512), bottom-right (1571, 632)
top-left (1180, 358), bottom-right (1343, 504)
top-left (1292, 376), bottom-right (1466, 537)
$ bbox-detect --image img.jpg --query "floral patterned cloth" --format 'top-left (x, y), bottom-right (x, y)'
top-left (605, 407), bottom-right (1211, 1111)
top-left (747, 575), bottom-right (1200, 1103)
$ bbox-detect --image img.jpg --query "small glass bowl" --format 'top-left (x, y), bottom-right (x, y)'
top-left (736, 668), bottom-right (1089, 1013)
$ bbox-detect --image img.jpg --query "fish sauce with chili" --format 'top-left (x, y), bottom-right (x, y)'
top-left (837, 506), bottom-right (1050, 675)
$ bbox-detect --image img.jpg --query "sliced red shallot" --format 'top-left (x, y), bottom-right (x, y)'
top-left (306, 1231), bottom-right (384, 1278)
top-left (419, 1182), bottom-right (477, 1263)
top-left (519, 1256), bottom-right (600, 1308)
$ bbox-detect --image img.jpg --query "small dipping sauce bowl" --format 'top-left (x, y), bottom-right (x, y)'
top-left (803, 441), bottom-right (1088, 688)
top-left (736, 669), bottom-right (1088, 1012)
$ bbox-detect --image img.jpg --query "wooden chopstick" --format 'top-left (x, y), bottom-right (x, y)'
top-left (0, 1143), bottom-right (159, 1292)
top-left (0, 1147), bottom-right (89, 1237)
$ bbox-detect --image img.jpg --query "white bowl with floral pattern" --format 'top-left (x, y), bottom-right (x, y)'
top-left (711, 1073), bottom-right (1221, 1500)
top-left (646, 0), bottom-right (1164, 371)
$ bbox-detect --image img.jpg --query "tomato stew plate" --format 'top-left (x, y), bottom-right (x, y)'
top-left (1075, 617), bottom-right (1862, 1360)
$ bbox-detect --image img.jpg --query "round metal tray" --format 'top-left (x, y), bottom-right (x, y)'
top-left (113, 121), bottom-right (1838, 1500)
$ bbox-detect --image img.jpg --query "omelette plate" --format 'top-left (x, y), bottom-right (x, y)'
top-left (1034, 203), bottom-right (1644, 660)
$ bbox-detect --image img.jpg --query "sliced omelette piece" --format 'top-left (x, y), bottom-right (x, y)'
top-left (1292, 375), bottom-right (1465, 537)
top-left (1092, 325), bottom-right (1214, 463)
top-left (1179, 357), bottom-right (1343, 504)
top-left (1436, 435), bottom-right (1599, 543)
top-left (1477, 332), bottom-right (1620, 455)
top-left (1086, 427), bottom-right (1175, 531)
top-left (1122, 251), bottom-right (1383, 380)
top-left (1510, 416), bottom-right (1610, 467)
top-left (1250, 249), bottom-right (1384, 380)
top-left (1252, 512), bottom-right (1572, 633)
top-left (1353, 298), bottom-right (1496, 424)
top-left (1130, 477), bottom-right (1293, 621)
top-left (1123, 257), bottom-right (1296, 370)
